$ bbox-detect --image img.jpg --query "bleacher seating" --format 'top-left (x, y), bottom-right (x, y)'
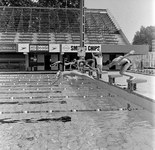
top-left (0, 7), bottom-right (129, 45)
top-left (115, 34), bottom-right (127, 45)
top-left (54, 33), bottom-right (70, 44)
top-left (0, 32), bottom-right (16, 43)
top-left (36, 33), bottom-right (51, 43)
top-left (18, 33), bottom-right (34, 43)
top-left (0, 7), bottom-right (13, 32)
top-left (70, 33), bottom-right (89, 44)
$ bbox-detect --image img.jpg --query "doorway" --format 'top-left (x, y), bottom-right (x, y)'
top-left (45, 55), bottom-right (51, 70)
top-left (109, 54), bottom-right (116, 70)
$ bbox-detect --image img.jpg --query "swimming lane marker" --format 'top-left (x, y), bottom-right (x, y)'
top-left (96, 109), bottom-right (100, 111)
top-left (49, 110), bottom-right (52, 113)
top-left (72, 109), bottom-right (76, 112)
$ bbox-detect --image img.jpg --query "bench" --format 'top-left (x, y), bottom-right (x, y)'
top-left (108, 74), bottom-right (123, 85)
top-left (127, 78), bottom-right (147, 91)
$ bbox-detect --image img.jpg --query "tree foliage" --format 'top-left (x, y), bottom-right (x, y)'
top-left (132, 26), bottom-right (155, 51)
top-left (0, 0), bottom-right (80, 8)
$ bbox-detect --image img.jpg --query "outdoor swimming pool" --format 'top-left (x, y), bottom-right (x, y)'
top-left (0, 74), bottom-right (154, 150)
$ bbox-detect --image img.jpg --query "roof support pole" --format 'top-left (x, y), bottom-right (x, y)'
top-left (80, 0), bottom-right (85, 48)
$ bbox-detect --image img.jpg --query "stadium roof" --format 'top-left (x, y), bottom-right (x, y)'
top-left (0, 6), bottom-right (130, 45)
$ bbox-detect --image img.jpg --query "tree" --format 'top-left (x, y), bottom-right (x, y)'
top-left (0, 0), bottom-right (80, 8)
top-left (132, 26), bottom-right (155, 51)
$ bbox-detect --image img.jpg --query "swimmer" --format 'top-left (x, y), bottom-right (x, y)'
top-left (50, 59), bottom-right (77, 71)
top-left (77, 57), bottom-right (86, 72)
top-left (55, 70), bottom-right (94, 81)
top-left (50, 61), bottom-right (76, 67)
top-left (92, 51), bottom-right (103, 74)
top-left (85, 59), bottom-right (95, 70)
top-left (107, 50), bottom-right (135, 80)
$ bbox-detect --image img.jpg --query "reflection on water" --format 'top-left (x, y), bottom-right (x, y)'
top-left (0, 110), bottom-right (154, 150)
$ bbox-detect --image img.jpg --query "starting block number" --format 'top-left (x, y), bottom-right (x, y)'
top-left (127, 78), bottom-right (147, 91)
top-left (108, 74), bottom-right (147, 92)
top-left (108, 74), bottom-right (123, 85)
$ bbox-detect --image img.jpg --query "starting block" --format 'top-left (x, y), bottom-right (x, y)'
top-left (97, 73), bottom-right (101, 79)
top-left (97, 71), bottom-right (108, 79)
top-left (88, 70), bottom-right (93, 76)
top-left (83, 67), bottom-right (93, 76)
top-left (127, 78), bottom-right (147, 91)
top-left (108, 74), bottom-right (123, 85)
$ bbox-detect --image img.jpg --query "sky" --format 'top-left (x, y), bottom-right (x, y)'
top-left (85, 0), bottom-right (155, 43)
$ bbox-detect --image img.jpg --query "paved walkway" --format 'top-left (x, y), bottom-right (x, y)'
top-left (0, 73), bottom-right (155, 150)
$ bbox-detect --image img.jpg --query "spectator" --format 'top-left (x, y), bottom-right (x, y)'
top-left (92, 51), bottom-right (103, 74)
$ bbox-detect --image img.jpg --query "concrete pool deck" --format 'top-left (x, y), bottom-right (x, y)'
top-left (0, 72), bottom-right (155, 150)
top-left (101, 71), bottom-right (155, 101)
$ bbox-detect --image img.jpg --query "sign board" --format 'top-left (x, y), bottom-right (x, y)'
top-left (49, 44), bottom-right (60, 53)
top-left (18, 44), bottom-right (29, 53)
top-left (87, 45), bottom-right (101, 52)
top-left (77, 47), bottom-right (86, 57)
top-left (62, 44), bottom-right (101, 53)
top-left (0, 44), bottom-right (17, 52)
top-left (30, 44), bottom-right (49, 52)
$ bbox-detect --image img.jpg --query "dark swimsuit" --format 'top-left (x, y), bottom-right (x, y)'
top-left (122, 58), bottom-right (132, 67)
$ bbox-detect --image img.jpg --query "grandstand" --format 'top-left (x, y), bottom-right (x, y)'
top-left (3, 6), bottom-right (148, 71)
top-left (0, 6), bottom-right (130, 45)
